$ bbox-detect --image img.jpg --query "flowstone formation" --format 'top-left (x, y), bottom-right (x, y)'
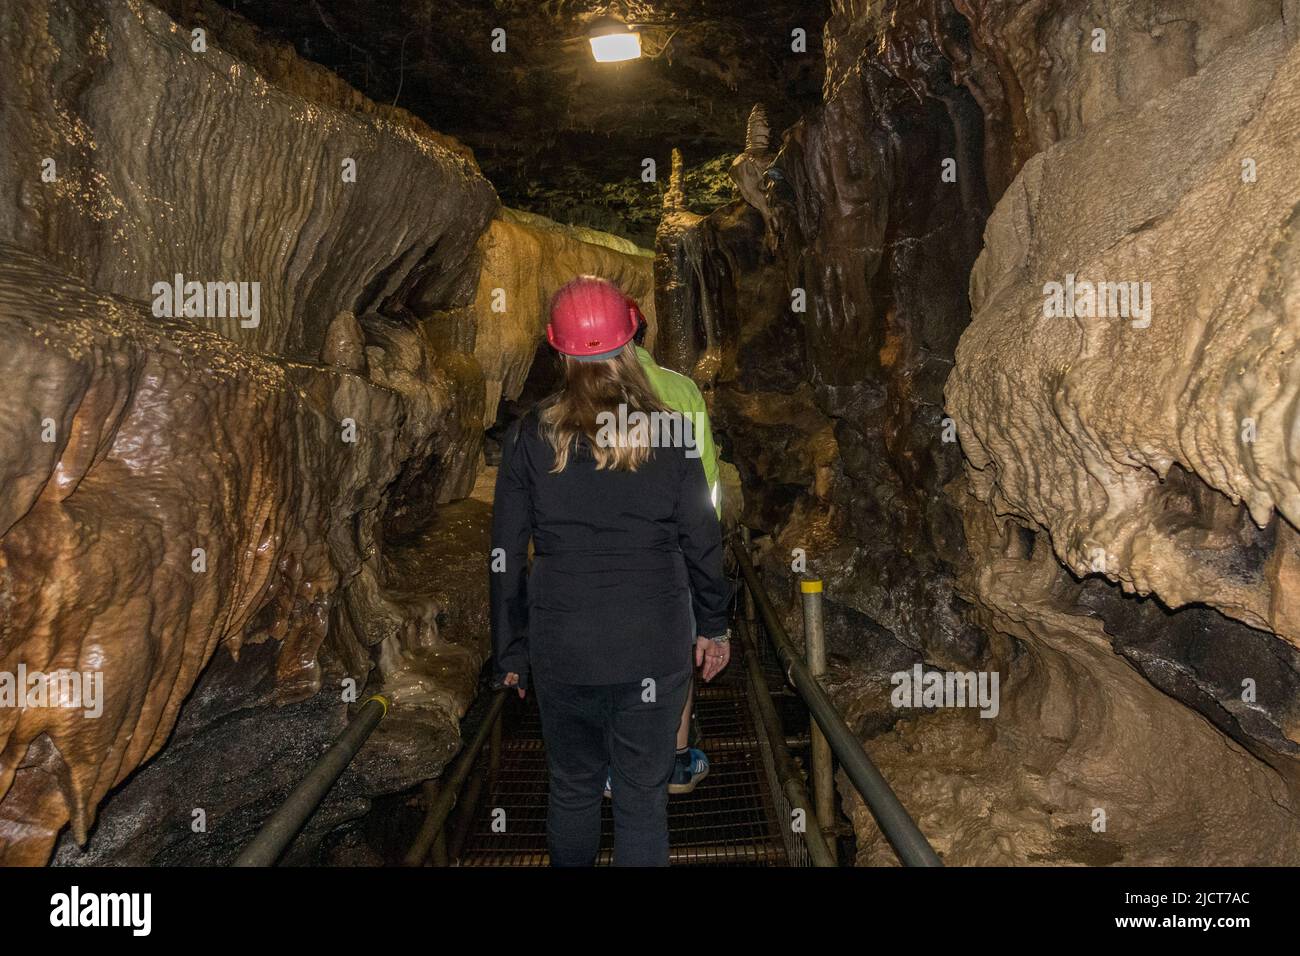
top-left (473, 208), bottom-right (656, 429)
top-left (0, 0), bottom-right (647, 866)
top-left (656, 0), bottom-right (989, 679)
top-left (946, 14), bottom-right (1300, 778)
top-left (0, 0), bottom-right (494, 360)
top-left (0, 244), bottom-right (475, 864)
top-left (657, 0), bottom-right (1300, 864)
top-left (948, 19), bottom-right (1300, 648)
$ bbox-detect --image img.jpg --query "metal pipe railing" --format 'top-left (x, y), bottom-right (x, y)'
top-left (234, 694), bottom-right (390, 867)
top-left (736, 616), bottom-right (837, 867)
top-left (800, 579), bottom-right (836, 841)
top-left (402, 689), bottom-right (508, 866)
top-left (446, 762), bottom-right (489, 862)
top-left (731, 540), bottom-right (943, 867)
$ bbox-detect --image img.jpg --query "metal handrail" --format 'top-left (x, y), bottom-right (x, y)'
top-left (736, 616), bottom-right (837, 866)
top-left (234, 694), bottom-right (390, 867)
top-left (731, 539), bottom-right (943, 867)
top-left (402, 689), bottom-right (508, 866)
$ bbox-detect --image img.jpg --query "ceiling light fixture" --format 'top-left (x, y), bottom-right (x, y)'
top-left (588, 15), bottom-right (642, 62)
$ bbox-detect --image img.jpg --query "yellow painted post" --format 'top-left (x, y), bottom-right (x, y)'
top-left (801, 579), bottom-right (833, 838)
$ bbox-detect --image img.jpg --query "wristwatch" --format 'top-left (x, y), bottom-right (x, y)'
top-left (711, 629), bottom-right (732, 644)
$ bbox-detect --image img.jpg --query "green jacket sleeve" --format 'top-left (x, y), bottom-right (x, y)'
top-left (636, 346), bottom-right (722, 518)
top-left (690, 392), bottom-right (721, 518)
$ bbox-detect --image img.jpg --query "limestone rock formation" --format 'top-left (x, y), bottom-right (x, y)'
top-left (320, 311), bottom-right (368, 372)
top-left (935, 15), bottom-right (1300, 841)
top-left (728, 104), bottom-right (780, 251)
top-left (0, 244), bottom-right (481, 864)
top-left (0, 0), bottom-right (504, 866)
top-left (655, 148), bottom-right (729, 383)
top-left (0, 0), bottom-right (496, 360)
top-left (5, 0), bottom-right (1298, 870)
top-left (0, 0), bottom-right (683, 865)
top-left (924, 5), bottom-right (1299, 858)
top-left (659, 0), bottom-right (1300, 864)
top-left (949, 19), bottom-right (1300, 645)
top-left (822, 0), bottom-right (1279, 202)
top-left (657, 3), bottom-right (989, 668)
top-left (473, 209), bottom-right (656, 428)
top-left (838, 494), bottom-right (1300, 866)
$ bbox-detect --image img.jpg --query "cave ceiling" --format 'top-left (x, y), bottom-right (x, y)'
top-left (215, 0), bottom-right (825, 243)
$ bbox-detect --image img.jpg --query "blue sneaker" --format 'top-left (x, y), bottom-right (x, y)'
top-left (669, 748), bottom-right (709, 794)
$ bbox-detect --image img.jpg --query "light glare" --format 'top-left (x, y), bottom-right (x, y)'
top-left (589, 32), bottom-right (641, 62)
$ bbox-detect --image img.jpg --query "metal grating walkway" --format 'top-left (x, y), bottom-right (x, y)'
top-left (458, 638), bottom-right (793, 866)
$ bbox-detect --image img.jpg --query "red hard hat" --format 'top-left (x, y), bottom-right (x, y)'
top-left (547, 276), bottom-right (638, 360)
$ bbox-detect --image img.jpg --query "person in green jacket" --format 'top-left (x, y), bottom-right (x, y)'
top-left (632, 299), bottom-right (721, 795)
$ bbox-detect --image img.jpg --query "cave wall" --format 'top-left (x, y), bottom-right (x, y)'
top-left (845, 500), bottom-right (1298, 865)
top-left (0, 0), bottom-right (506, 865)
top-left (472, 208), bottom-right (656, 429)
top-left (948, 19), bottom-right (1300, 646)
top-left (946, 13), bottom-right (1300, 777)
top-left (824, 0), bottom-right (1280, 201)
top-left (0, 244), bottom-right (473, 864)
top-left (5, 0), bottom-right (1296, 868)
top-left (659, 0), bottom-right (1300, 864)
top-left (0, 0), bottom-right (495, 360)
top-left (0, 0), bottom-right (680, 865)
top-left (657, 0), bottom-right (989, 665)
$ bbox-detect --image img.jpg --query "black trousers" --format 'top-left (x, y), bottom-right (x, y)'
top-left (534, 667), bottom-right (691, 866)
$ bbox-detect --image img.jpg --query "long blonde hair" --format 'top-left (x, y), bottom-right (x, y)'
top-left (540, 343), bottom-right (669, 473)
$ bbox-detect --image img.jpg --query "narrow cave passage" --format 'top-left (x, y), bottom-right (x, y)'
top-left (0, 0), bottom-right (1297, 930)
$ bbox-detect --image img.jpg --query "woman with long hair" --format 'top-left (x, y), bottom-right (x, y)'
top-left (489, 275), bottom-right (731, 866)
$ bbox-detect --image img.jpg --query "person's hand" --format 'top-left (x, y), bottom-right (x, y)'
top-left (503, 672), bottom-right (526, 699)
top-left (695, 637), bottom-right (730, 682)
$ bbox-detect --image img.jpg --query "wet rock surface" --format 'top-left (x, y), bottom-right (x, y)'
top-left (657, 0), bottom-right (989, 664)
top-left (1, 0), bottom-right (680, 866)
top-left (0, 0), bottom-right (496, 360)
top-left (49, 451), bottom-right (497, 867)
top-left (0, 244), bottom-right (461, 863)
top-left (659, 0), bottom-right (1300, 863)
top-left (946, 14), bottom-right (1300, 782)
top-left (0, 0), bottom-right (496, 865)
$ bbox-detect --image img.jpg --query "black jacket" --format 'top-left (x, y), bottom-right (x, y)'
top-left (490, 411), bottom-right (730, 689)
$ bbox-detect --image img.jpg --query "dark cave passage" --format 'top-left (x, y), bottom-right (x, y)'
top-left (0, 0), bottom-right (1298, 893)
